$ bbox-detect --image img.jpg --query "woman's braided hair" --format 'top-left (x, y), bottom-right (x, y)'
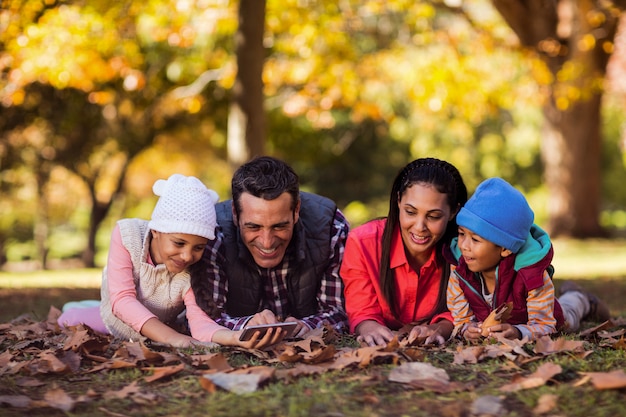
top-left (379, 157), bottom-right (467, 320)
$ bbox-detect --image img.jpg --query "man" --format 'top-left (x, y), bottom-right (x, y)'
top-left (192, 156), bottom-right (349, 337)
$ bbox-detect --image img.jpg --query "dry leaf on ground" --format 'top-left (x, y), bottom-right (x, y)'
top-left (500, 362), bottom-right (562, 392)
top-left (579, 369), bottom-right (626, 390)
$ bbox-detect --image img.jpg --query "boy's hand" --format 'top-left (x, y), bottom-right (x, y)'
top-left (482, 323), bottom-right (522, 339)
top-left (462, 323), bottom-right (483, 341)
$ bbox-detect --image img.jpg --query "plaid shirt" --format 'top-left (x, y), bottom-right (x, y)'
top-left (205, 208), bottom-right (349, 332)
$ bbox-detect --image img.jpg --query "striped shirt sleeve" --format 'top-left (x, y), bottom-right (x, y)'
top-left (446, 269), bottom-right (476, 337)
top-left (514, 270), bottom-right (557, 340)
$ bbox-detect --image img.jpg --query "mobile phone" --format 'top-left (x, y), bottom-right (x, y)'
top-left (238, 322), bottom-right (298, 341)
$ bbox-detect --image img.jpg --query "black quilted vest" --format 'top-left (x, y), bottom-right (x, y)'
top-left (217, 192), bottom-right (336, 318)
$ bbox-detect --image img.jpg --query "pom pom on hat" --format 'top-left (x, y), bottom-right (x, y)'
top-left (456, 177), bottom-right (534, 253)
top-left (148, 174), bottom-right (219, 240)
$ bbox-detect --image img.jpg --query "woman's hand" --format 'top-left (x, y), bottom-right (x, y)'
top-left (355, 320), bottom-right (394, 346)
top-left (408, 320), bottom-right (453, 345)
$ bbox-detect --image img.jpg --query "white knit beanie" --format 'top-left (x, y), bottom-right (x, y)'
top-left (147, 174), bottom-right (219, 240)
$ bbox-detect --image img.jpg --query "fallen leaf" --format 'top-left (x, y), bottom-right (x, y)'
top-left (44, 387), bottom-right (75, 412)
top-left (534, 335), bottom-right (584, 355)
top-left (203, 372), bottom-right (265, 394)
top-left (453, 345), bottom-right (484, 364)
top-left (15, 376), bottom-right (46, 387)
top-left (613, 335), bottom-right (626, 350)
top-left (400, 347), bottom-right (426, 362)
top-left (0, 394), bottom-right (32, 408)
top-left (578, 320), bottom-right (615, 338)
top-left (500, 362), bottom-right (562, 392)
top-left (388, 362), bottom-right (449, 385)
top-left (275, 364), bottom-right (332, 378)
top-left (198, 375), bottom-right (218, 393)
top-left (471, 395), bottom-right (505, 416)
top-left (580, 369), bottom-right (626, 390)
top-left (189, 353), bottom-right (232, 370)
top-left (533, 393), bottom-right (558, 414)
top-left (481, 302), bottom-right (513, 337)
top-left (104, 381), bottom-right (142, 399)
top-left (142, 363), bottom-right (185, 383)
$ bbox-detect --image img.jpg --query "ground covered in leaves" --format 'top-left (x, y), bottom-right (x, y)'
top-left (2, 306), bottom-right (626, 417)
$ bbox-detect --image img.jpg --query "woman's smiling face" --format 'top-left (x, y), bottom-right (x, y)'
top-left (397, 183), bottom-right (454, 268)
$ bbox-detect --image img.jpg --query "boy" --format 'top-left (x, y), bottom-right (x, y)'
top-left (446, 177), bottom-right (610, 341)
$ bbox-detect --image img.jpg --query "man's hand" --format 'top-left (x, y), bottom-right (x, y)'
top-left (247, 309), bottom-right (280, 326)
top-left (283, 316), bottom-right (308, 338)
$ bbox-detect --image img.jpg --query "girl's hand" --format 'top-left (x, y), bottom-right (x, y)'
top-left (167, 334), bottom-right (206, 348)
top-left (462, 323), bottom-right (483, 341)
top-left (236, 327), bottom-right (286, 349)
top-left (355, 320), bottom-right (394, 346)
top-left (482, 323), bottom-right (522, 340)
top-left (408, 320), bottom-right (453, 345)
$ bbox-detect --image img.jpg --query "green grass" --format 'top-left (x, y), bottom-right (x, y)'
top-left (0, 268), bottom-right (101, 288)
top-left (551, 237), bottom-right (626, 279)
top-left (1, 238), bottom-right (626, 416)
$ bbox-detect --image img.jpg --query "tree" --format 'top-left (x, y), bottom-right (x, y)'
top-left (492, 0), bottom-right (626, 237)
top-left (227, 0), bottom-right (267, 167)
top-left (0, 0), bottom-right (236, 267)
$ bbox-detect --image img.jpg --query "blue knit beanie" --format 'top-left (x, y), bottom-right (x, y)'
top-left (456, 177), bottom-right (534, 253)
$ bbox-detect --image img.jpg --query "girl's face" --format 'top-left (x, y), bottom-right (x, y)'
top-left (398, 183), bottom-right (456, 269)
top-left (150, 231), bottom-right (208, 274)
top-left (456, 226), bottom-right (511, 281)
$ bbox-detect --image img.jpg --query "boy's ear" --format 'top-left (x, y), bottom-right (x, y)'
top-left (500, 248), bottom-right (513, 258)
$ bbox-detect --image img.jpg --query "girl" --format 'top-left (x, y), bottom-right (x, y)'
top-left (58, 174), bottom-right (284, 349)
top-left (340, 158), bottom-right (467, 346)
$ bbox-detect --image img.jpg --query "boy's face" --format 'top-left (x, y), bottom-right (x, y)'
top-left (457, 226), bottom-right (512, 279)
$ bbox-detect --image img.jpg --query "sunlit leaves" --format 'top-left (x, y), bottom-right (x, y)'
top-left (5, 6), bottom-right (121, 94)
top-left (263, 0), bottom-right (538, 187)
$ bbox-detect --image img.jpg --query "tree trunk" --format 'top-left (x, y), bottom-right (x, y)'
top-left (34, 166), bottom-right (50, 269)
top-left (542, 93), bottom-right (606, 237)
top-left (227, 0), bottom-right (267, 168)
top-left (81, 162), bottom-right (128, 268)
top-left (492, 0), bottom-right (624, 237)
top-left (82, 198), bottom-right (110, 268)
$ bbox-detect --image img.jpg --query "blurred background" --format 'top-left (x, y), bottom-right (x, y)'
top-left (1, 0), bottom-right (626, 271)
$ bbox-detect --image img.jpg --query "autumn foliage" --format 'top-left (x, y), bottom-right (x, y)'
top-left (1, 305), bottom-right (626, 414)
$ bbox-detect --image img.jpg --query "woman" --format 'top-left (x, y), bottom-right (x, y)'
top-left (340, 158), bottom-right (467, 346)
